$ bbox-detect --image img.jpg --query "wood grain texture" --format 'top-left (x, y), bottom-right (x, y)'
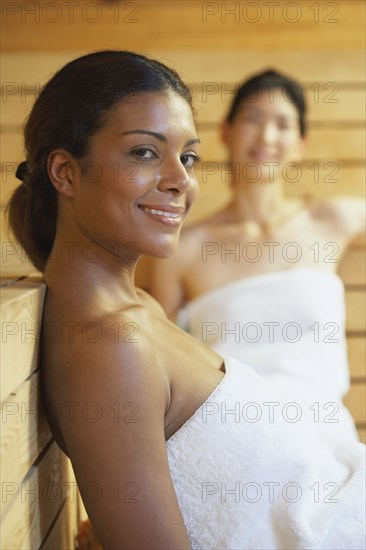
top-left (0, 442), bottom-right (72, 549)
top-left (0, 280), bottom-right (46, 401)
top-left (1, 1), bottom-right (365, 52)
top-left (3, 86), bottom-right (364, 127)
top-left (2, 51), bottom-right (365, 84)
top-left (1, 371), bottom-right (52, 498)
top-left (41, 460), bottom-right (79, 549)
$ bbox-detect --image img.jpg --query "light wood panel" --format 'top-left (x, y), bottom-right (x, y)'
top-left (344, 383), bottom-right (366, 430)
top-left (0, 214), bottom-right (36, 276)
top-left (193, 88), bottom-right (365, 124)
top-left (2, 51), bottom-right (365, 85)
top-left (0, 277), bottom-right (81, 548)
top-left (0, 442), bottom-right (72, 549)
top-left (2, 1), bottom-right (365, 52)
top-left (357, 428), bottom-right (366, 443)
top-left (1, 371), bottom-right (52, 491)
top-left (338, 249), bottom-right (366, 286)
top-left (196, 127), bottom-right (365, 160)
top-left (41, 491), bottom-right (79, 550)
top-left (345, 291), bottom-right (366, 332)
top-left (347, 337), bottom-right (366, 378)
top-left (3, 86), bottom-right (365, 127)
top-left (0, 279), bottom-right (46, 400)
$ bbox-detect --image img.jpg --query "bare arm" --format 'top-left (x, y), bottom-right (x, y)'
top-left (44, 327), bottom-right (190, 549)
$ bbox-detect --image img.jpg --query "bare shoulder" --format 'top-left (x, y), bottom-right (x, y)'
top-left (309, 196), bottom-right (365, 239)
top-left (43, 308), bottom-right (169, 431)
top-left (136, 286), bottom-right (167, 316)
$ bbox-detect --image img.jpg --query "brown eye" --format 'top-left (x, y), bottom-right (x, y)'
top-left (132, 148), bottom-right (157, 159)
top-left (181, 154), bottom-right (200, 169)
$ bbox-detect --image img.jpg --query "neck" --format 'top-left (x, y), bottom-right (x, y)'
top-left (229, 180), bottom-right (287, 225)
top-left (43, 237), bottom-right (140, 313)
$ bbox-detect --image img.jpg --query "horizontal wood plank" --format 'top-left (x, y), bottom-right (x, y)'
top-left (2, 1), bottom-right (365, 51)
top-left (2, 51), bottom-right (365, 86)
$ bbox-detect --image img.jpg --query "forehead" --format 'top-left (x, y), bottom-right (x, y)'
top-left (104, 90), bottom-right (196, 134)
top-left (237, 89), bottom-right (299, 119)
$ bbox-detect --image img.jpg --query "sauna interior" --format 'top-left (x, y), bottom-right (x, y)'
top-left (1, 1), bottom-right (365, 547)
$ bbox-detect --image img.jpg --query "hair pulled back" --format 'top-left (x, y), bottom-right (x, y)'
top-left (226, 69), bottom-right (306, 137)
top-left (7, 50), bottom-right (192, 271)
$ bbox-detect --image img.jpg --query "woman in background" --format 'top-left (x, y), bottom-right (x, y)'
top-left (147, 70), bottom-right (365, 438)
top-left (8, 54), bottom-right (365, 549)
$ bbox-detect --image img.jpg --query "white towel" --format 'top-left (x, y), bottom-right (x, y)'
top-left (166, 357), bottom-right (365, 549)
top-left (178, 268), bottom-right (358, 440)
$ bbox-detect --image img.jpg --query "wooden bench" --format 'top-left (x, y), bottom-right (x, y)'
top-left (0, 275), bottom-right (85, 549)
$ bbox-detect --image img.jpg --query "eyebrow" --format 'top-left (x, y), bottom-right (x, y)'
top-left (118, 129), bottom-right (200, 146)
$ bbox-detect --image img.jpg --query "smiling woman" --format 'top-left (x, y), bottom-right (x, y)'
top-left (47, 90), bottom-right (200, 261)
top-left (6, 51), bottom-right (365, 549)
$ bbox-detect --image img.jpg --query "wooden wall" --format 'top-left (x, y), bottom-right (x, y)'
top-left (1, 1), bottom-right (365, 546)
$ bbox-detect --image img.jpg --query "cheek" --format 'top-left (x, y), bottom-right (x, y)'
top-left (281, 131), bottom-right (301, 150)
top-left (229, 129), bottom-right (250, 154)
top-left (189, 177), bottom-right (200, 203)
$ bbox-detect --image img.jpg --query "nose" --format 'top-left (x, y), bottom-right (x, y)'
top-left (157, 156), bottom-right (191, 195)
top-left (259, 121), bottom-right (277, 145)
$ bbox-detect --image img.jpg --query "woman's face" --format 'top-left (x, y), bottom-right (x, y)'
top-left (222, 89), bottom-right (305, 185)
top-left (70, 91), bottom-right (200, 261)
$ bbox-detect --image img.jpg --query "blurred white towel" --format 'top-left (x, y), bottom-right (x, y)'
top-left (178, 268), bottom-right (358, 439)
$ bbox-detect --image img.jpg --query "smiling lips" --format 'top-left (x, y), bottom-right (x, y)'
top-left (138, 204), bottom-right (185, 226)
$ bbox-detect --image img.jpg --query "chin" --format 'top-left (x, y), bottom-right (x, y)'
top-left (143, 235), bottom-right (179, 259)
